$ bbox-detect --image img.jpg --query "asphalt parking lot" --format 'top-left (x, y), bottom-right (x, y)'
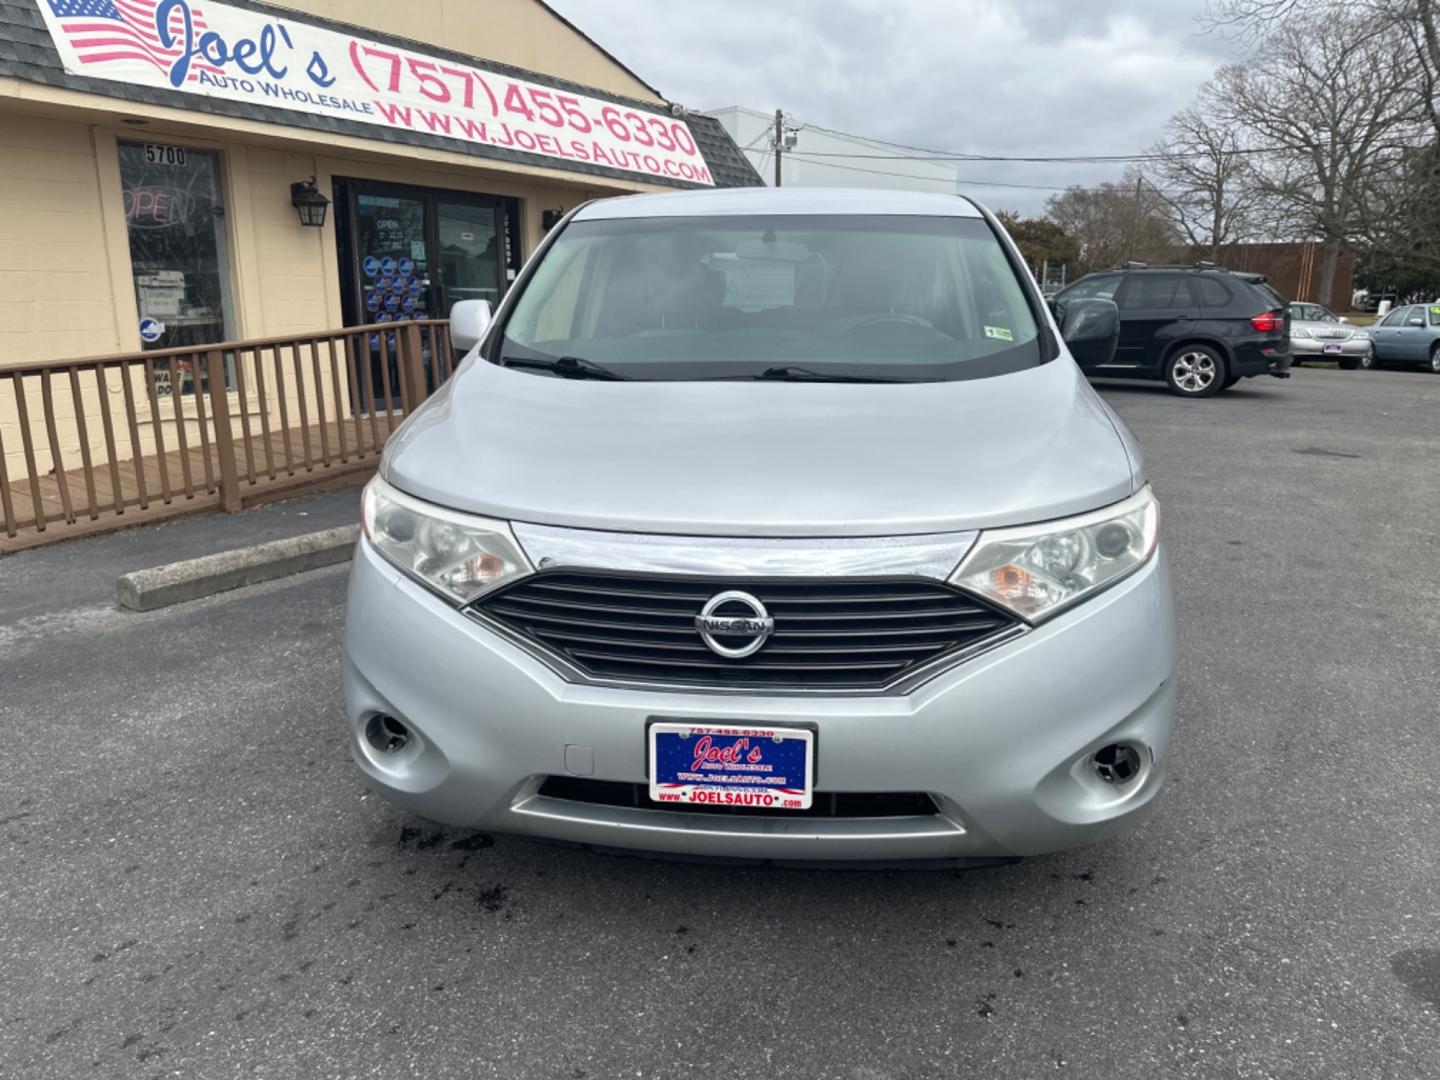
top-left (2, 367), bottom-right (1439, 1079)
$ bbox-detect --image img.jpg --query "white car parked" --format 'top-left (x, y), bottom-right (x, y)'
top-left (1288, 302), bottom-right (1373, 370)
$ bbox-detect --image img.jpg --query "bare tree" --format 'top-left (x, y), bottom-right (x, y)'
top-left (1207, 0), bottom-right (1440, 138)
top-left (1353, 138), bottom-right (1440, 277)
top-left (1205, 8), bottom-right (1428, 300)
top-left (1400, 0), bottom-right (1440, 138)
top-left (1146, 91), bottom-right (1263, 258)
top-left (1043, 182), bottom-right (1181, 275)
top-left (1203, 0), bottom-right (1311, 30)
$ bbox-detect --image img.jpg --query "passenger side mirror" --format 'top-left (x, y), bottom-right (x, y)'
top-left (1057, 298), bottom-right (1120, 368)
top-left (450, 299), bottom-right (493, 354)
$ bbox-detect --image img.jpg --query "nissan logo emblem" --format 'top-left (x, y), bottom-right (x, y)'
top-left (694, 590), bottom-right (774, 659)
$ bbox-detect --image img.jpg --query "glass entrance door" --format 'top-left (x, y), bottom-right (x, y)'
top-left (355, 192), bottom-right (431, 324)
top-left (338, 182), bottom-right (515, 328)
top-left (336, 181), bottom-right (517, 412)
top-left (436, 201), bottom-right (503, 314)
top-left (351, 191), bottom-right (429, 412)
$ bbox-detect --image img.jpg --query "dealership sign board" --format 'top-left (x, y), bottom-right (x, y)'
top-left (37, 0), bottom-right (714, 186)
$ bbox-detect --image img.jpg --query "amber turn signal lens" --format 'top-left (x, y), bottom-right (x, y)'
top-left (990, 564), bottom-right (1033, 599)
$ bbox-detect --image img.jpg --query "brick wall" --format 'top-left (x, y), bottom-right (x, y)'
top-left (1213, 242), bottom-right (1358, 312)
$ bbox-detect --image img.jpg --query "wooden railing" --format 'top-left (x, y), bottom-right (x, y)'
top-left (0, 319), bottom-right (455, 552)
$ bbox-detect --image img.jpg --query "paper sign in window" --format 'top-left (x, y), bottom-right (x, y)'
top-left (722, 263), bottom-right (797, 310)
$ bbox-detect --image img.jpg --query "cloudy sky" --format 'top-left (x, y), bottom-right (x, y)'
top-left (547, 0), bottom-right (1243, 214)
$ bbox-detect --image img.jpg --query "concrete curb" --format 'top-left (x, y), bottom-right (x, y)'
top-left (116, 525), bottom-right (360, 612)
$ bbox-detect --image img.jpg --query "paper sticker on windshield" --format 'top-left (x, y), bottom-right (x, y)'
top-left (985, 325), bottom-right (1014, 342)
top-left (1430, 306), bottom-right (1440, 316)
top-left (721, 263), bottom-right (796, 310)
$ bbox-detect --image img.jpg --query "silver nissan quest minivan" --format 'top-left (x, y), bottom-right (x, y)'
top-left (344, 187), bottom-right (1175, 865)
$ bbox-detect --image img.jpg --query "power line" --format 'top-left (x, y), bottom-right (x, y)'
top-left (737, 126), bottom-right (772, 153)
top-left (792, 118), bottom-right (1267, 164)
top-left (793, 149), bottom-right (1260, 163)
top-left (782, 152), bottom-right (1188, 195)
top-left (783, 153), bottom-right (1057, 187)
top-left (752, 144), bottom-right (772, 180)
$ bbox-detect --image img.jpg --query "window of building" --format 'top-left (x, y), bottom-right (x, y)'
top-left (118, 141), bottom-right (236, 354)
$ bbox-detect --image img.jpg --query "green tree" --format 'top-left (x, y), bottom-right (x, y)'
top-left (994, 211), bottom-right (1080, 275)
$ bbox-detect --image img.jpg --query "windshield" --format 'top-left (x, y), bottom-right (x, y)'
top-left (495, 214), bottom-right (1043, 382)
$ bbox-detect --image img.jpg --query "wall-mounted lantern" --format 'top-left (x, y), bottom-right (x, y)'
top-left (541, 206), bottom-right (565, 233)
top-left (290, 177), bottom-right (330, 228)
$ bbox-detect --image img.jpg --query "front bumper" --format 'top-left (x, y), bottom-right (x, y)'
top-left (1290, 337), bottom-right (1371, 358)
top-left (343, 539), bottom-right (1177, 862)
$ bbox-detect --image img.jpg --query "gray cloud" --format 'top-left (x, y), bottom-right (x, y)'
top-left (546, 0), bottom-right (1241, 213)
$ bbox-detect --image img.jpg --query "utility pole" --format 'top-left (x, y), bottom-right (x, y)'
top-left (1129, 173), bottom-right (1144, 261)
top-left (773, 108), bottom-right (784, 187)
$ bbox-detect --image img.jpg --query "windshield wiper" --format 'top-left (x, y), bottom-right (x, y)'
top-left (500, 354), bottom-right (629, 381)
top-left (725, 365), bottom-right (906, 383)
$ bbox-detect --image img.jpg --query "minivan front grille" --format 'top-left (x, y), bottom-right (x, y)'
top-left (471, 570), bottom-right (1019, 691)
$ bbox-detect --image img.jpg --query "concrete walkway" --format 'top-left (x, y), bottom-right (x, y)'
top-left (0, 488), bottom-right (361, 629)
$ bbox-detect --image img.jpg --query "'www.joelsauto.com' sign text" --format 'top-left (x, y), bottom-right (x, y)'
top-left (37, 0), bottom-right (714, 185)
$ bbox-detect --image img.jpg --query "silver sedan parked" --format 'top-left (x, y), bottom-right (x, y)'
top-left (343, 188), bottom-right (1176, 865)
top-left (1288, 302), bottom-right (1373, 370)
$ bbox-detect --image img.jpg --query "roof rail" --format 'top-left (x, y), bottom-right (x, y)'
top-left (1116, 262), bottom-right (1237, 273)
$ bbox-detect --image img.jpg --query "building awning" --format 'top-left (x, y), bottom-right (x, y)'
top-left (0, 0), bottom-right (762, 190)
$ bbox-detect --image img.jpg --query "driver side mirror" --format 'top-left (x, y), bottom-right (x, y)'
top-left (450, 299), bottom-right (493, 355)
top-left (1337, 316), bottom-right (1349, 324)
top-left (1407, 316), bottom-right (1425, 327)
top-left (1056, 298), bottom-right (1120, 368)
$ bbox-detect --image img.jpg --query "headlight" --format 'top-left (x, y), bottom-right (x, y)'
top-left (1351, 329), bottom-right (1371, 340)
top-left (950, 486), bottom-right (1159, 623)
top-left (360, 475), bottom-right (531, 604)
top-left (1290, 327), bottom-right (1311, 338)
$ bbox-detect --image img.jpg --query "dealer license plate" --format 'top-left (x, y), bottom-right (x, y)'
top-left (648, 722), bottom-right (814, 811)
top-left (1323, 343), bottom-right (1343, 354)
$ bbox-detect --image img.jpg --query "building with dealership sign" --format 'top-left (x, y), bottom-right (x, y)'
top-left (0, 0), bottom-right (760, 365)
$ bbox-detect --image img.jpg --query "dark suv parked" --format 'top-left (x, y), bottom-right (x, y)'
top-left (1053, 264), bottom-right (1292, 397)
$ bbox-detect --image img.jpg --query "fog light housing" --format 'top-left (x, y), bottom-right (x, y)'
top-left (365, 714), bottom-right (410, 754)
top-left (1092, 742), bottom-right (1143, 785)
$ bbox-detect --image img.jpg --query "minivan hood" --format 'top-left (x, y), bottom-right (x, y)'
top-left (383, 358), bottom-right (1137, 537)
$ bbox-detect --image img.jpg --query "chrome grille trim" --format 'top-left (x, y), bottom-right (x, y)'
top-left (469, 570), bottom-right (1023, 695)
top-left (511, 522), bottom-right (979, 581)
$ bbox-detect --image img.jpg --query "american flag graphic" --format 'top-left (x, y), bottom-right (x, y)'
top-left (46, 0), bottom-right (222, 81)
